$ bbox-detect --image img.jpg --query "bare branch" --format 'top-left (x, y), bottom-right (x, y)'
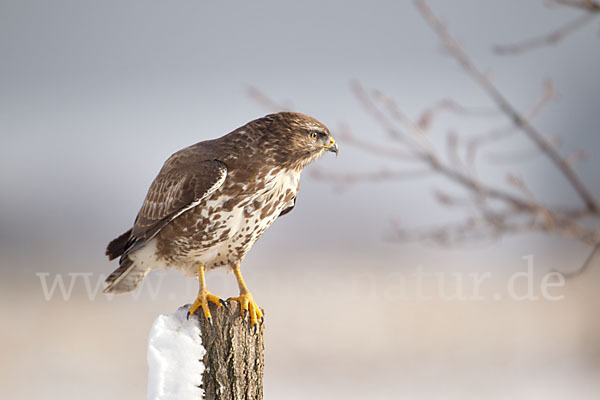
top-left (351, 81), bottom-right (427, 152)
top-left (557, 242), bottom-right (600, 278)
top-left (446, 130), bottom-right (466, 172)
top-left (565, 149), bottom-right (588, 166)
top-left (554, 0), bottom-right (600, 11)
top-left (493, 12), bottom-right (598, 55)
top-left (335, 125), bottom-right (419, 162)
top-left (353, 83), bottom-right (546, 213)
top-left (486, 136), bottom-right (562, 164)
top-left (248, 2), bottom-right (599, 276)
top-left (416, 99), bottom-right (499, 131)
top-left (466, 79), bottom-right (556, 167)
top-left (388, 212), bottom-right (536, 247)
top-left (526, 79), bottom-right (558, 119)
top-left (310, 168), bottom-right (432, 188)
top-left (246, 86), bottom-right (292, 112)
top-left (389, 205), bottom-right (598, 248)
top-left (415, 0), bottom-right (599, 213)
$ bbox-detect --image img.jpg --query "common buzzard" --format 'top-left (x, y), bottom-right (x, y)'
top-left (104, 112), bottom-right (338, 327)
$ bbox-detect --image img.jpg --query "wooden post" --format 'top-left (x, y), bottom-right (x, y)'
top-left (197, 299), bottom-right (265, 400)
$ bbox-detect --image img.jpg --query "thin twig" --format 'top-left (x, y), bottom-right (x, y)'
top-left (310, 168), bottom-right (432, 187)
top-left (493, 12), bottom-right (598, 55)
top-left (554, 0), bottom-right (600, 12)
top-left (416, 99), bottom-right (499, 131)
top-left (353, 82), bottom-right (548, 213)
top-left (246, 86), bottom-right (292, 112)
top-left (246, 24), bottom-right (598, 269)
top-left (558, 242), bottom-right (600, 278)
top-left (415, 0), bottom-right (599, 213)
top-left (466, 79), bottom-right (556, 168)
top-left (487, 136), bottom-right (562, 164)
top-left (336, 125), bottom-right (419, 162)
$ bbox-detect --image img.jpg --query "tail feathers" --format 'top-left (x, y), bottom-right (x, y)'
top-left (106, 228), bottom-right (133, 260)
top-left (103, 256), bottom-right (149, 294)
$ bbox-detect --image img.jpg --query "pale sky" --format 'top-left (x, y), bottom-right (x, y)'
top-left (1, 0), bottom-right (599, 273)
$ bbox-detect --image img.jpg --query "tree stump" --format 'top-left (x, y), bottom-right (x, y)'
top-left (196, 299), bottom-right (265, 400)
top-left (147, 301), bottom-right (264, 400)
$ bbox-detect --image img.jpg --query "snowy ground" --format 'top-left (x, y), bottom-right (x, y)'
top-left (2, 259), bottom-right (600, 399)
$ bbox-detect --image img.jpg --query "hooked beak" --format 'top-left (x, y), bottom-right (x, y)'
top-left (323, 137), bottom-right (339, 157)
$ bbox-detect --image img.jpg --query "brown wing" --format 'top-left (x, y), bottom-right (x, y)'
top-left (123, 158), bottom-right (227, 256)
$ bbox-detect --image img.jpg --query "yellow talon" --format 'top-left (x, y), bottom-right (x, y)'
top-left (187, 264), bottom-right (223, 322)
top-left (188, 289), bottom-right (223, 321)
top-left (230, 292), bottom-right (263, 326)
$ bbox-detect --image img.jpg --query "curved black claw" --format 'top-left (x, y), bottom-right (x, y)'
top-left (219, 298), bottom-right (227, 307)
top-left (207, 317), bottom-right (213, 326)
top-left (186, 311), bottom-right (191, 320)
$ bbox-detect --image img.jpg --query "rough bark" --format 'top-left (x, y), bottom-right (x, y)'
top-left (197, 300), bottom-right (264, 400)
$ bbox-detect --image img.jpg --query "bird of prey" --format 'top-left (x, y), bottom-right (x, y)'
top-left (104, 112), bottom-right (338, 327)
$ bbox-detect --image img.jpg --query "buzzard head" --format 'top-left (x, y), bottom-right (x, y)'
top-left (256, 112), bottom-right (338, 170)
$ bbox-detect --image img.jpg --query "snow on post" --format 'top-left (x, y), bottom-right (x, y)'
top-left (147, 307), bottom-right (205, 400)
top-left (147, 302), bottom-right (264, 400)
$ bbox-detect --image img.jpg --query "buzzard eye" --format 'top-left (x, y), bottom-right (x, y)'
top-left (310, 132), bottom-right (319, 141)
